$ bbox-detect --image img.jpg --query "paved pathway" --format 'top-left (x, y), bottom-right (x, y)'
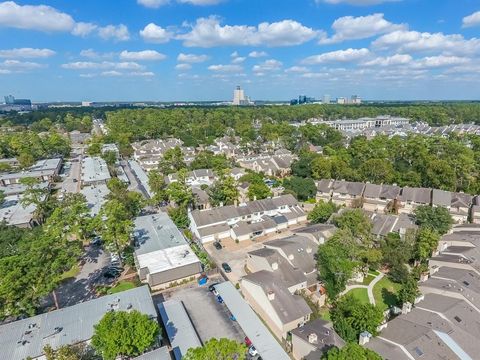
top-left (341, 272), bottom-right (385, 305)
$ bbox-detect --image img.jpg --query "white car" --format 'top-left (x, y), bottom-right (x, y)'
top-left (248, 346), bottom-right (258, 357)
top-left (212, 289), bottom-right (219, 297)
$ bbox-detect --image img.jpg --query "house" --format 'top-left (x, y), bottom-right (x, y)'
top-left (192, 187), bottom-right (210, 210)
top-left (363, 183), bottom-right (401, 213)
top-left (450, 193), bottom-right (473, 224)
top-left (189, 194), bottom-right (306, 243)
top-left (331, 180), bottom-right (365, 207)
top-left (315, 179), bottom-right (334, 203)
top-left (80, 183), bottom-right (110, 217)
top-left (80, 156), bottom-right (111, 186)
top-left (294, 223), bottom-right (337, 245)
top-left (0, 286), bottom-right (158, 360)
top-left (132, 138), bottom-right (184, 171)
top-left (241, 270), bottom-right (312, 340)
top-left (291, 319), bottom-right (345, 360)
top-left (0, 158), bottom-right (62, 186)
top-left (133, 213), bottom-right (202, 289)
top-left (369, 212), bottom-right (417, 238)
top-left (472, 196), bottom-right (480, 224)
top-left (230, 167), bottom-right (246, 181)
top-left (398, 187), bottom-right (431, 214)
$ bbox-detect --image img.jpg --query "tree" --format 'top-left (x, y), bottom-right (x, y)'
top-left (398, 274), bottom-right (420, 305)
top-left (91, 310), bottom-right (159, 360)
top-left (322, 343), bottom-right (382, 360)
top-left (159, 147), bottom-right (186, 175)
top-left (414, 227), bottom-right (440, 262)
top-left (183, 338), bottom-right (247, 360)
top-left (106, 178), bottom-right (144, 218)
top-left (358, 158), bottom-right (395, 184)
top-left (148, 170), bottom-right (167, 204)
top-left (331, 294), bottom-right (384, 342)
top-left (332, 209), bottom-right (373, 245)
top-left (247, 181), bottom-right (272, 201)
top-left (380, 232), bottom-right (414, 269)
top-left (97, 199), bottom-right (133, 256)
top-left (291, 151), bottom-right (318, 178)
top-left (317, 230), bottom-right (359, 299)
top-left (413, 205), bottom-right (453, 235)
top-left (168, 206), bottom-right (190, 229)
top-left (308, 201), bottom-right (337, 223)
top-left (101, 150), bottom-right (117, 167)
top-left (208, 173), bottom-right (239, 207)
top-left (43, 344), bottom-right (94, 360)
top-left (283, 176), bottom-right (316, 201)
top-left (166, 171), bottom-right (194, 208)
top-left (0, 189), bottom-right (5, 204)
top-left (19, 177), bottom-right (50, 224)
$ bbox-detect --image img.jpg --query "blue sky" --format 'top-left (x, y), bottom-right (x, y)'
top-left (0, 0), bottom-right (479, 102)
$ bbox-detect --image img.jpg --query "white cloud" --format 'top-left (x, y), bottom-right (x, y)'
top-left (252, 59), bottom-right (282, 72)
top-left (0, 48), bottom-right (55, 58)
top-left (362, 54), bottom-right (412, 66)
top-left (101, 70), bottom-right (122, 77)
top-left (140, 23), bottom-right (173, 43)
top-left (137, 0), bottom-right (170, 8)
top-left (463, 11), bottom-right (480, 28)
top-left (0, 59), bottom-right (45, 72)
top-left (320, 13), bottom-right (406, 44)
top-left (373, 30), bottom-right (480, 55)
top-left (248, 51), bottom-right (268, 58)
top-left (177, 53), bottom-right (209, 63)
top-left (0, 1), bottom-right (75, 32)
top-left (72, 22), bottom-right (97, 37)
top-left (232, 56), bottom-right (246, 64)
top-left (208, 64), bottom-right (243, 72)
top-left (413, 55), bottom-right (470, 68)
top-left (175, 63), bottom-right (192, 70)
top-left (98, 24), bottom-right (130, 41)
top-left (179, 17), bottom-right (317, 47)
top-left (319, 0), bottom-right (401, 5)
top-left (285, 66), bottom-right (310, 73)
top-left (80, 49), bottom-right (115, 59)
top-left (120, 50), bottom-right (166, 61)
top-left (62, 61), bottom-right (144, 70)
top-left (302, 48), bottom-right (370, 64)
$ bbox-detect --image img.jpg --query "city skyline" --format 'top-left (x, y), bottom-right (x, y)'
top-left (0, 0), bottom-right (480, 101)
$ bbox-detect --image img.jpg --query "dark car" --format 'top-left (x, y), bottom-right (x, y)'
top-left (213, 242), bottom-right (223, 250)
top-left (208, 283), bottom-right (219, 292)
top-left (222, 262), bottom-right (232, 273)
top-left (103, 268), bottom-right (121, 279)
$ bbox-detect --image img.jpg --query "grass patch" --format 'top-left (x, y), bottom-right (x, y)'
top-left (107, 281), bottom-right (136, 294)
top-left (362, 274), bottom-right (376, 286)
top-left (373, 276), bottom-right (401, 311)
top-left (369, 269), bottom-right (380, 276)
top-left (348, 288), bottom-right (370, 304)
top-left (319, 307), bottom-right (331, 321)
top-left (60, 263), bottom-right (80, 281)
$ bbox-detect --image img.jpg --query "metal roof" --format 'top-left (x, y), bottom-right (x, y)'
top-left (215, 282), bottom-right (290, 360)
top-left (132, 346), bottom-right (171, 360)
top-left (157, 300), bottom-right (202, 360)
top-left (128, 160), bottom-right (153, 198)
top-left (0, 286), bottom-right (157, 360)
top-left (81, 156), bottom-right (111, 184)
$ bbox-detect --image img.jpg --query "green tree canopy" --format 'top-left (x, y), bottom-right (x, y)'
top-left (413, 205), bottom-right (453, 235)
top-left (322, 343), bottom-right (382, 360)
top-left (308, 201), bottom-right (337, 224)
top-left (283, 176), bottom-right (316, 201)
top-left (183, 338), bottom-right (247, 360)
top-left (91, 310), bottom-right (159, 360)
top-left (208, 173), bottom-right (239, 207)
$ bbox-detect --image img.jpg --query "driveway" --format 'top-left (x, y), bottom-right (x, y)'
top-left (44, 245), bottom-right (111, 309)
top-left (162, 282), bottom-right (245, 344)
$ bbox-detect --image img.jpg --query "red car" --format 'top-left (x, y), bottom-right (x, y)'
top-left (244, 336), bottom-right (252, 347)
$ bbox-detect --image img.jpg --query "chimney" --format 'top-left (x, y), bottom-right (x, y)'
top-left (267, 291), bottom-right (275, 301)
top-left (358, 331), bottom-right (372, 345)
top-left (306, 247), bottom-right (312, 254)
top-left (271, 262), bottom-right (278, 270)
top-left (308, 333), bottom-right (318, 344)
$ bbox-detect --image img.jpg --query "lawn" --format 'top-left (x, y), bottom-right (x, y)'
top-left (373, 276), bottom-right (402, 311)
top-left (60, 263), bottom-right (80, 281)
top-left (362, 274), bottom-right (376, 286)
top-left (319, 307), bottom-right (331, 321)
top-left (107, 281), bottom-right (136, 294)
top-left (348, 288), bottom-right (369, 304)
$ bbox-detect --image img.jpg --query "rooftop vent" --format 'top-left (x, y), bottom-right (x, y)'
top-left (308, 333), bottom-right (318, 344)
top-left (267, 291), bottom-right (275, 301)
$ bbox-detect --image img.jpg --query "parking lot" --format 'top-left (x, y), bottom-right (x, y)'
top-left (204, 226), bottom-right (305, 284)
top-left (162, 283), bottom-right (245, 344)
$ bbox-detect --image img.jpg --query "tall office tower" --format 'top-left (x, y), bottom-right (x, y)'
top-left (4, 95), bottom-right (14, 104)
top-left (232, 85), bottom-right (245, 105)
top-left (323, 95), bottom-right (331, 104)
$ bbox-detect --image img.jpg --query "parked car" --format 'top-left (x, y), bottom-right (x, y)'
top-left (212, 288), bottom-right (219, 297)
top-left (216, 296), bottom-right (224, 304)
top-left (208, 283), bottom-right (219, 292)
top-left (213, 241), bottom-right (223, 250)
top-left (103, 268), bottom-right (121, 279)
top-left (222, 263), bottom-right (232, 273)
top-left (245, 337), bottom-right (252, 347)
top-left (248, 346), bottom-right (258, 357)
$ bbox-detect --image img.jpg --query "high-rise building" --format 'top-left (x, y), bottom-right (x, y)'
top-left (322, 95), bottom-right (331, 104)
top-left (4, 95), bottom-right (14, 104)
top-left (350, 95), bottom-right (362, 105)
top-left (232, 86), bottom-right (253, 106)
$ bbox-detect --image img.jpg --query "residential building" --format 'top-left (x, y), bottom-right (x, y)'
top-left (432, 190), bottom-right (473, 223)
top-left (331, 180), bottom-right (365, 207)
top-left (0, 158), bottom-right (62, 186)
top-left (133, 213), bottom-right (202, 289)
top-left (80, 183), bottom-right (110, 217)
top-left (132, 138), bottom-right (183, 171)
top-left (472, 196), bottom-right (480, 224)
top-left (398, 187), bottom-right (432, 214)
top-left (214, 282), bottom-right (291, 360)
top-left (157, 300), bottom-right (202, 360)
top-left (294, 223), bottom-right (337, 245)
top-left (80, 156), bottom-right (111, 186)
top-left (166, 169), bottom-right (216, 187)
top-left (128, 160), bottom-right (153, 198)
top-left (192, 187), bottom-right (210, 210)
top-left (363, 183), bottom-right (401, 213)
top-left (189, 194), bottom-right (306, 243)
top-left (238, 154), bottom-right (295, 177)
top-left (369, 212), bottom-right (418, 238)
top-left (241, 270), bottom-right (312, 340)
top-left (290, 319), bottom-right (345, 360)
top-left (0, 286), bottom-right (158, 360)
top-left (315, 179), bottom-right (334, 203)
